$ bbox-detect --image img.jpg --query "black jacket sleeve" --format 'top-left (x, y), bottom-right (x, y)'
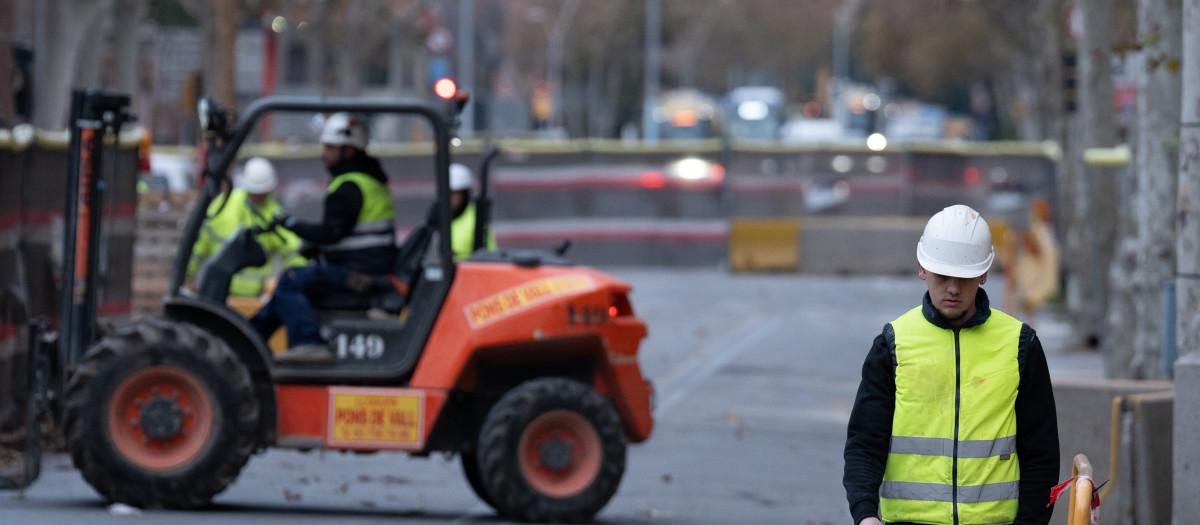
top-left (287, 180), bottom-right (363, 245)
top-left (1015, 325), bottom-right (1060, 525)
top-left (844, 325), bottom-right (896, 524)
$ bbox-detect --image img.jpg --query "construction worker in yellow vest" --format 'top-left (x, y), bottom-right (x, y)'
top-left (843, 204), bottom-right (1060, 525)
top-left (188, 157), bottom-right (304, 297)
top-left (447, 163), bottom-right (497, 260)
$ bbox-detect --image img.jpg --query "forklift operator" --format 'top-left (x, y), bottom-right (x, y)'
top-left (250, 112), bottom-right (398, 365)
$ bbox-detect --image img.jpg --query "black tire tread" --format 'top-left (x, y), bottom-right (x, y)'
top-left (63, 317), bottom-right (259, 508)
top-left (478, 377), bottom-right (626, 523)
top-left (460, 447), bottom-right (497, 510)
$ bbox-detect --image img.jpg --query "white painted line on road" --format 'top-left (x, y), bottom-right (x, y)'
top-left (652, 315), bottom-right (781, 418)
top-left (651, 313), bottom-right (764, 388)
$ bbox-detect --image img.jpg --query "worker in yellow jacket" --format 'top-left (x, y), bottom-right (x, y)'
top-left (448, 163), bottom-right (497, 260)
top-left (189, 157), bottom-right (305, 297)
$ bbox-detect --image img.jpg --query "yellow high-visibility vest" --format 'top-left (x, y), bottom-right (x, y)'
top-left (450, 202), bottom-right (497, 261)
top-left (189, 189), bottom-right (304, 297)
top-left (881, 306), bottom-right (1023, 525)
top-left (324, 173), bottom-right (395, 253)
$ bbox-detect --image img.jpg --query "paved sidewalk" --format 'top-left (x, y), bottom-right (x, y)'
top-left (1026, 306), bottom-right (1106, 381)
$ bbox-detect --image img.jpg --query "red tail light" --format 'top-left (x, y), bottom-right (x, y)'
top-left (709, 163), bottom-right (726, 183)
top-left (963, 166), bottom-right (981, 184)
top-left (640, 171), bottom-right (667, 189)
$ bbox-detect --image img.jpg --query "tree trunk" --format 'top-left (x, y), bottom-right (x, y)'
top-left (1067, 0), bottom-right (1118, 361)
top-left (1175, 0), bottom-right (1200, 367)
top-left (74, 5), bottom-right (111, 90)
top-left (213, 0), bottom-right (237, 107)
top-left (31, 0), bottom-right (111, 130)
top-left (1174, 1), bottom-right (1200, 517)
top-left (111, 0), bottom-right (149, 96)
top-left (1127, 0), bottom-right (1182, 380)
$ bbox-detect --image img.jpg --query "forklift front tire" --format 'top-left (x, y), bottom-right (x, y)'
top-left (63, 318), bottom-right (259, 508)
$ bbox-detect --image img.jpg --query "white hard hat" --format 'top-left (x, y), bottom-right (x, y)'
top-left (916, 204), bottom-right (994, 278)
top-left (241, 157), bottom-right (277, 193)
top-left (449, 163), bottom-right (473, 191)
top-left (319, 112), bottom-right (369, 149)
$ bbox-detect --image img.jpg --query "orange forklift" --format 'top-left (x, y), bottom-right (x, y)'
top-left (4, 91), bottom-right (654, 523)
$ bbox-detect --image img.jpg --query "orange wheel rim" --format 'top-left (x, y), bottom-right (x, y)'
top-left (518, 409), bottom-right (601, 498)
top-left (107, 365), bottom-right (215, 471)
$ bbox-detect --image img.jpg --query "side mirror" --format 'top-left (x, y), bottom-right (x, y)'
top-left (197, 97), bottom-right (231, 138)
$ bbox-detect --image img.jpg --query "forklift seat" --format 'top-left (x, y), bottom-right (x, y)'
top-left (312, 276), bottom-right (406, 313)
top-left (311, 222), bottom-right (432, 314)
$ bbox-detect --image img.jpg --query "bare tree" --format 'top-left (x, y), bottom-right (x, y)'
top-left (1069, 0), bottom-right (1119, 360)
top-left (111, 0), bottom-right (150, 96)
top-left (30, 0), bottom-right (112, 129)
top-left (176, 0), bottom-right (235, 108)
top-left (1175, 0), bottom-right (1200, 516)
top-left (1124, 0), bottom-right (1182, 379)
top-left (991, 0), bottom-right (1070, 142)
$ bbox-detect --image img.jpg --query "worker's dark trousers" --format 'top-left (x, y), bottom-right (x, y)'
top-left (250, 264), bottom-right (350, 347)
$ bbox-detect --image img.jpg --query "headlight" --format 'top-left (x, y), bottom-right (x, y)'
top-left (666, 157), bottom-right (722, 182)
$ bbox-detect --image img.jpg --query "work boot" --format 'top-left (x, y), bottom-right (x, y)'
top-left (275, 344), bottom-right (335, 366)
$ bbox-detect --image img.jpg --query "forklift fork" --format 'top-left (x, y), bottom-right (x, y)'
top-left (0, 319), bottom-right (52, 490)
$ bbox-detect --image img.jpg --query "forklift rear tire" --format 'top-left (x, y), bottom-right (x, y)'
top-left (64, 317), bottom-right (259, 508)
top-left (478, 377), bottom-right (626, 523)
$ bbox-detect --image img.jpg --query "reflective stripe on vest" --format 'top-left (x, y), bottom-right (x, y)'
top-left (881, 305), bottom-right (1023, 525)
top-left (324, 172), bottom-right (395, 252)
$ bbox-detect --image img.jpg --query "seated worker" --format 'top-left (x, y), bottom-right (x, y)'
top-left (189, 157), bottom-right (304, 298)
top-left (250, 113), bottom-right (398, 365)
top-left (445, 163), bottom-right (498, 260)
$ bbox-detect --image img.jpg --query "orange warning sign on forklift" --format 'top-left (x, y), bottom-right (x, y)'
top-left (465, 274), bottom-right (595, 328)
top-left (328, 387), bottom-right (424, 449)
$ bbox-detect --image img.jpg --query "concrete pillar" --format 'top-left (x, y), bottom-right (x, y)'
top-left (1175, 353), bottom-right (1200, 523)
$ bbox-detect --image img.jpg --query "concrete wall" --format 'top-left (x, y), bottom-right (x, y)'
top-left (1051, 379), bottom-right (1173, 525)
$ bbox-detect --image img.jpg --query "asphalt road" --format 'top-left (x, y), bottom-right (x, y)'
top-left (0, 268), bottom-right (1100, 524)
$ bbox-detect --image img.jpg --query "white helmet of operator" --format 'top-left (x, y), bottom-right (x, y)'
top-left (916, 204), bottom-right (995, 278)
top-left (319, 112), bottom-right (369, 150)
top-left (240, 157), bottom-right (277, 194)
top-left (449, 163), bottom-right (473, 192)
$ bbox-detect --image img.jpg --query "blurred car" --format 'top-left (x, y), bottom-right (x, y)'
top-left (781, 117), bottom-right (845, 145)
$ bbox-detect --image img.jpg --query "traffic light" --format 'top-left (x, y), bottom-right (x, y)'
top-left (1062, 54), bottom-right (1077, 114)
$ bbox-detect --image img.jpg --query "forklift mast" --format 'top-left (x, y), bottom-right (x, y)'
top-left (58, 91), bottom-right (133, 369)
top-left (0, 90), bottom-right (131, 491)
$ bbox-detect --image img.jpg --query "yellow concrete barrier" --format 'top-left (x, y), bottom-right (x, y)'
top-left (728, 218), bottom-right (800, 272)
